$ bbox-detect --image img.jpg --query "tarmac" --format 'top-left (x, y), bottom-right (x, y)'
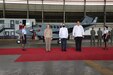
top-left (0, 39), bottom-right (113, 75)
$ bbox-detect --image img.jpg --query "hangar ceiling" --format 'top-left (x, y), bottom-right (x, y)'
top-left (0, 0), bottom-right (113, 22)
top-left (0, 0), bottom-right (112, 5)
top-left (0, 0), bottom-right (113, 12)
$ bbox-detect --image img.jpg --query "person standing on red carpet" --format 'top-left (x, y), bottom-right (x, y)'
top-left (21, 25), bottom-right (27, 51)
top-left (59, 24), bottom-right (68, 51)
top-left (90, 27), bottom-right (96, 46)
top-left (44, 24), bottom-right (53, 52)
top-left (97, 28), bottom-right (102, 47)
top-left (72, 21), bottom-right (84, 52)
top-left (102, 26), bottom-right (110, 50)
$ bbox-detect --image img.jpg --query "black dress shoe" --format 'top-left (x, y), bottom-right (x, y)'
top-left (22, 48), bottom-right (26, 51)
top-left (78, 50), bottom-right (81, 52)
top-left (76, 50), bottom-right (81, 52)
top-left (64, 50), bottom-right (66, 52)
top-left (62, 50), bottom-right (66, 52)
top-left (104, 48), bottom-right (108, 50)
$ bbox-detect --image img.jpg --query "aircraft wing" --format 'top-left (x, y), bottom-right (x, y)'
top-left (16, 26), bottom-right (33, 36)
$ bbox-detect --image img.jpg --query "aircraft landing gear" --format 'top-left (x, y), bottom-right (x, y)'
top-left (57, 39), bottom-right (61, 44)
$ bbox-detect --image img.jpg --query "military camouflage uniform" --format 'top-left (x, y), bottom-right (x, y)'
top-left (97, 28), bottom-right (102, 46)
top-left (90, 28), bottom-right (96, 46)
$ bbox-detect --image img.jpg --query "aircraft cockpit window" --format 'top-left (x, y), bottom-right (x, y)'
top-left (57, 26), bottom-right (59, 29)
top-left (38, 25), bottom-right (42, 28)
top-left (0, 20), bottom-right (4, 24)
top-left (54, 26), bottom-right (56, 28)
top-left (50, 25), bottom-right (52, 28)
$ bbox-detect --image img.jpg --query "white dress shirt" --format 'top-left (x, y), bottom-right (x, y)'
top-left (72, 25), bottom-right (84, 37)
top-left (103, 29), bottom-right (109, 34)
top-left (59, 27), bottom-right (68, 38)
top-left (22, 28), bottom-right (27, 35)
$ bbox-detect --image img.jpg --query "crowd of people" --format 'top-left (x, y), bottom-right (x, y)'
top-left (43, 21), bottom-right (84, 52)
top-left (20, 21), bottom-right (113, 51)
top-left (90, 26), bottom-right (113, 50)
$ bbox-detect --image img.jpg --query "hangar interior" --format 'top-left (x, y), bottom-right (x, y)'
top-left (0, 0), bottom-right (113, 75)
top-left (0, 0), bottom-right (113, 39)
top-left (0, 0), bottom-right (113, 23)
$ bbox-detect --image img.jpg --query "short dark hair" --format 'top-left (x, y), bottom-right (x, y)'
top-left (63, 25), bottom-right (65, 27)
top-left (105, 26), bottom-right (108, 29)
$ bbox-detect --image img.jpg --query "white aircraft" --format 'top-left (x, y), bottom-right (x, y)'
top-left (34, 16), bottom-right (98, 40)
top-left (16, 16), bottom-right (98, 43)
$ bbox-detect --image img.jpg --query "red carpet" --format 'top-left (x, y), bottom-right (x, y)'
top-left (0, 47), bottom-right (113, 62)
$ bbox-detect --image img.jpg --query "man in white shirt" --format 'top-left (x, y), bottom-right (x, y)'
top-left (21, 25), bottom-right (27, 51)
top-left (72, 21), bottom-right (84, 52)
top-left (59, 25), bottom-right (68, 51)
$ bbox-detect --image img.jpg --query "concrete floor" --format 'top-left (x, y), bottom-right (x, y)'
top-left (0, 39), bottom-right (113, 75)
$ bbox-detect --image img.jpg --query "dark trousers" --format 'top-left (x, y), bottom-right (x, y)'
top-left (22, 34), bottom-right (27, 44)
top-left (97, 38), bottom-right (102, 47)
top-left (91, 36), bottom-right (95, 46)
top-left (103, 34), bottom-right (109, 49)
top-left (75, 37), bottom-right (83, 51)
top-left (61, 38), bottom-right (67, 51)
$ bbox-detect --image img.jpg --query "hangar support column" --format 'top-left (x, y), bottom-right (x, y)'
top-left (27, 0), bottom-right (29, 19)
top-left (42, 0), bottom-right (44, 24)
top-left (104, 0), bottom-right (106, 26)
top-left (3, 0), bottom-right (5, 18)
top-left (84, 0), bottom-right (86, 17)
top-left (63, 0), bottom-right (65, 24)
